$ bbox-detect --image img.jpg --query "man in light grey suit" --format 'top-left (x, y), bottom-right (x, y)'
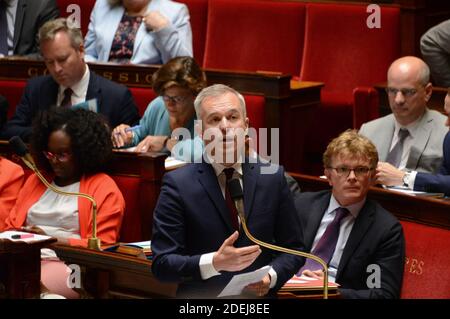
top-left (359, 56), bottom-right (447, 175)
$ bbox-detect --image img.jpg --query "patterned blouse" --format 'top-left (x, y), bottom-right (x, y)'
top-left (109, 14), bottom-right (143, 63)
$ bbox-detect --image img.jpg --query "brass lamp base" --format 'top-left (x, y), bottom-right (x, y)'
top-left (88, 237), bottom-right (101, 250)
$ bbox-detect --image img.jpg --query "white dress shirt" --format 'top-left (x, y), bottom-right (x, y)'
top-left (310, 195), bottom-right (365, 282)
top-left (26, 181), bottom-right (81, 259)
top-left (57, 65), bottom-right (90, 106)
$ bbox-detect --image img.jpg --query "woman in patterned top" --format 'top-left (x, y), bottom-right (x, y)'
top-left (84, 0), bottom-right (193, 64)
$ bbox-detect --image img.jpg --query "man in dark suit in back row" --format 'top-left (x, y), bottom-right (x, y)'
top-left (0, 0), bottom-right (59, 58)
top-left (295, 130), bottom-right (405, 298)
top-left (0, 17), bottom-right (140, 141)
top-left (151, 84), bottom-right (304, 298)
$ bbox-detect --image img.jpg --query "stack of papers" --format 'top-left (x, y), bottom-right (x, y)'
top-left (165, 156), bottom-right (187, 170)
top-left (280, 275), bottom-right (338, 292)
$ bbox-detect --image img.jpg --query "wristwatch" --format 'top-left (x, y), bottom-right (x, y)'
top-left (402, 171), bottom-right (411, 187)
top-left (162, 136), bottom-right (170, 149)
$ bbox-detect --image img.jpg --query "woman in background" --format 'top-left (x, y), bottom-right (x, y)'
top-left (84, 0), bottom-right (193, 64)
top-left (5, 108), bottom-right (125, 298)
top-left (112, 56), bottom-right (205, 161)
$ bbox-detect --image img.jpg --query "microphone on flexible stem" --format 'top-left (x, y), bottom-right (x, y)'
top-left (9, 136), bottom-right (101, 250)
top-left (227, 178), bottom-right (330, 299)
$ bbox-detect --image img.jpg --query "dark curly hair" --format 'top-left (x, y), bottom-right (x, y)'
top-left (31, 107), bottom-right (113, 175)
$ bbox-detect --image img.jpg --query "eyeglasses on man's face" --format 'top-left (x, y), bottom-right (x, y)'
top-left (328, 166), bottom-right (373, 178)
top-left (43, 151), bottom-right (72, 162)
top-left (162, 94), bottom-right (187, 104)
top-left (385, 87), bottom-right (418, 98)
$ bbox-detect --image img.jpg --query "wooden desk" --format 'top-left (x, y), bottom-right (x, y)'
top-left (0, 58), bottom-right (323, 173)
top-left (53, 244), bottom-right (176, 299)
top-left (290, 172), bottom-right (450, 229)
top-left (0, 237), bottom-right (56, 299)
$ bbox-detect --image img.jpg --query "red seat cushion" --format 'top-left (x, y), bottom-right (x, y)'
top-left (203, 0), bottom-right (305, 75)
top-left (400, 221), bottom-right (450, 298)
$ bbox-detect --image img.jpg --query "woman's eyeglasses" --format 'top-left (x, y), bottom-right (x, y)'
top-left (162, 94), bottom-right (187, 104)
top-left (43, 151), bottom-right (72, 162)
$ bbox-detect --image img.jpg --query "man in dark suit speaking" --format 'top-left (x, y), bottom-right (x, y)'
top-left (151, 84), bottom-right (304, 298)
top-left (0, 18), bottom-right (139, 141)
top-left (295, 130), bottom-right (405, 298)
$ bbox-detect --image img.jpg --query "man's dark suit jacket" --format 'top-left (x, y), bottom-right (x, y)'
top-left (295, 190), bottom-right (405, 299)
top-left (0, 72), bottom-right (140, 141)
top-left (151, 161), bottom-right (305, 298)
top-left (12, 0), bottom-right (59, 57)
top-left (415, 131), bottom-right (450, 195)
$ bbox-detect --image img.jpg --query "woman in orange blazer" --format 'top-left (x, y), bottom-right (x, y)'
top-left (0, 156), bottom-right (24, 231)
top-left (5, 108), bottom-right (125, 298)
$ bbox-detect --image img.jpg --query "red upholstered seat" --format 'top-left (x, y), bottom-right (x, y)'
top-left (400, 220), bottom-right (450, 299)
top-left (300, 3), bottom-right (400, 174)
top-left (203, 0), bottom-right (305, 75)
top-left (175, 0), bottom-right (208, 66)
top-left (353, 86), bottom-right (380, 130)
top-left (0, 80), bottom-right (27, 120)
top-left (129, 87), bottom-right (157, 117)
top-left (57, 0), bottom-right (95, 36)
top-left (110, 175), bottom-right (143, 243)
top-left (243, 94), bottom-right (265, 132)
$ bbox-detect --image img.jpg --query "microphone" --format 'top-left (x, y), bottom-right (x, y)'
top-left (8, 136), bottom-right (101, 250)
top-left (227, 178), bottom-right (331, 299)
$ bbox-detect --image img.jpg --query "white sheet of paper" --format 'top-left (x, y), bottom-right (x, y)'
top-left (385, 185), bottom-right (444, 197)
top-left (0, 230), bottom-right (52, 243)
top-left (217, 266), bottom-right (270, 298)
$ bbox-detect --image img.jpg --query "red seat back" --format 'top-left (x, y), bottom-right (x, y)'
top-left (353, 86), bottom-right (380, 129)
top-left (0, 80), bottom-right (27, 120)
top-left (129, 87), bottom-right (157, 117)
top-left (110, 175), bottom-right (143, 242)
top-left (400, 220), bottom-right (450, 299)
top-left (299, 3), bottom-right (400, 175)
top-left (57, 0), bottom-right (95, 36)
top-left (203, 0), bottom-right (305, 75)
top-left (175, 0), bottom-right (208, 66)
top-left (300, 3), bottom-right (400, 97)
